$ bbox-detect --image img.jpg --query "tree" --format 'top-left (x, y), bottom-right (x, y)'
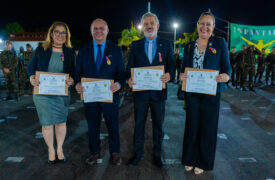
top-left (0, 22), bottom-right (24, 39)
top-left (118, 22), bottom-right (143, 47)
top-left (5, 22), bottom-right (24, 33)
top-left (176, 28), bottom-right (198, 45)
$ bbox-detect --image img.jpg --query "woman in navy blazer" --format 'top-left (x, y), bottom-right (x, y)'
top-left (28, 21), bottom-right (75, 165)
top-left (180, 12), bottom-right (231, 174)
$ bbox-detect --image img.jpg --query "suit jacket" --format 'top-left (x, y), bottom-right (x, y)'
top-left (181, 36), bottom-right (232, 93)
top-left (27, 45), bottom-right (75, 78)
top-left (127, 37), bottom-right (176, 101)
top-left (74, 40), bottom-right (125, 104)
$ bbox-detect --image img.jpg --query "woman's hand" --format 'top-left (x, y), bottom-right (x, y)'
top-left (179, 72), bottom-right (188, 81)
top-left (216, 73), bottom-right (230, 83)
top-left (66, 77), bottom-right (74, 86)
top-left (110, 83), bottom-right (121, 93)
top-left (128, 78), bottom-right (135, 88)
top-left (30, 75), bottom-right (39, 86)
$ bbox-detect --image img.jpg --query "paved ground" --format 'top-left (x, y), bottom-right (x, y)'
top-left (0, 83), bottom-right (274, 180)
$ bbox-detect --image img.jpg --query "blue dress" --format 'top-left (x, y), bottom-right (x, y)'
top-left (33, 52), bottom-right (70, 126)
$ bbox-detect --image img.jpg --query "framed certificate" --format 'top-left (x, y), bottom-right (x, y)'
top-left (131, 65), bottom-right (166, 91)
top-left (182, 68), bottom-right (219, 95)
top-left (81, 78), bottom-right (114, 103)
top-left (34, 71), bottom-right (69, 96)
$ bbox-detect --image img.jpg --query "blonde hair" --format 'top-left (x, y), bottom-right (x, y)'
top-left (43, 21), bottom-right (72, 50)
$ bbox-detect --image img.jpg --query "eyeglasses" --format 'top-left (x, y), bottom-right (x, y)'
top-left (198, 22), bottom-right (213, 27)
top-left (53, 30), bottom-right (67, 36)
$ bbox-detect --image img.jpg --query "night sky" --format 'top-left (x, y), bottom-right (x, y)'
top-left (0, 0), bottom-right (274, 44)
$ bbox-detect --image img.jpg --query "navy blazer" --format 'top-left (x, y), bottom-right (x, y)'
top-left (127, 38), bottom-right (176, 101)
top-left (74, 40), bottom-right (125, 104)
top-left (27, 45), bottom-right (75, 78)
top-left (181, 36), bottom-right (232, 93)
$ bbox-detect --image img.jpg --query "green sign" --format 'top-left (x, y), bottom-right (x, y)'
top-left (230, 23), bottom-right (275, 53)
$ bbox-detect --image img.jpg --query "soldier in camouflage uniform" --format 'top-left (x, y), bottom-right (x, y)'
top-left (244, 45), bottom-right (260, 91)
top-left (229, 47), bottom-right (237, 86)
top-left (265, 47), bottom-right (275, 86)
top-left (236, 45), bottom-right (247, 90)
top-left (254, 48), bottom-right (266, 84)
top-left (0, 41), bottom-right (18, 100)
top-left (18, 44), bottom-right (34, 95)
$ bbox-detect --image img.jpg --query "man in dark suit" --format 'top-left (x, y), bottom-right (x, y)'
top-left (127, 12), bottom-right (175, 168)
top-left (75, 19), bottom-right (125, 166)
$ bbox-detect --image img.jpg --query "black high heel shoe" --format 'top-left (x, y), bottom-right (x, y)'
top-left (47, 159), bottom-right (56, 165)
top-left (57, 152), bottom-right (67, 163)
top-left (57, 156), bottom-right (67, 163)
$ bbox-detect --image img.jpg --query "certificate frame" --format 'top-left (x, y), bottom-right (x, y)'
top-left (81, 78), bottom-right (114, 103)
top-left (131, 65), bottom-right (166, 92)
top-left (181, 67), bottom-right (218, 96)
top-left (34, 71), bottom-right (69, 96)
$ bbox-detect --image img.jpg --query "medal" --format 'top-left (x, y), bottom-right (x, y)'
top-left (61, 53), bottom-right (64, 61)
top-left (158, 52), bottom-right (162, 63)
top-left (106, 56), bottom-right (111, 65)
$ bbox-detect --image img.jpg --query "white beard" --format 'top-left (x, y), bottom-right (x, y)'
top-left (144, 30), bottom-right (158, 38)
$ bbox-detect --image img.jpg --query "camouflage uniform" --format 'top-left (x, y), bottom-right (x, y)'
top-left (19, 51), bottom-right (34, 94)
top-left (255, 53), bottom-right (266, 83)
top-left (265, 52), bottom-right (275, 85)
top-left (236, 49), bottom-right (247, 88)
top-left (0, 50), bottom-right (18, 96)
top-left (229, 51), bottom-right (238, 86)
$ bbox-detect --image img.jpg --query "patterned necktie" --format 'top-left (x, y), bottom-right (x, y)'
top-left (148, 40), bottom-right (153, 64)
top-left (95, 44), bottom-right (102, 74)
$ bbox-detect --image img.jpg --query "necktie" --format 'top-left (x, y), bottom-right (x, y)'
top-left (148, 40), bottom-right (153, 64)
top-left (95, 44), bottom-right (102, 74)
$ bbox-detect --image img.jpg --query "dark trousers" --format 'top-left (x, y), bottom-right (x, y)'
top-left (182, 93), bottom-right (221, 170)
top-left (84, 103), bottom-right (120, 155)
top-left (133, 99), bottom-right (165, 159)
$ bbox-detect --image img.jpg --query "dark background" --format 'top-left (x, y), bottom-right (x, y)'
top-left (0, 0), bottom-right (274, 44)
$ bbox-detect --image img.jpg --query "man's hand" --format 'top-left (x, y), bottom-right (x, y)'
top-left (75, 83), bottom-right (84, 94)
top-left (160, 73), bottom-right (170, 83)
top-left (110, 82), bottom-right (121, 93)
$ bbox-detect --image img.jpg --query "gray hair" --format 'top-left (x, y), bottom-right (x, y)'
top-left (198, 12), bottom-right (215, 24)
top-left (90, 18), bottom-right (109, 30)
top-left (141, 12), bottom-right (159, 25)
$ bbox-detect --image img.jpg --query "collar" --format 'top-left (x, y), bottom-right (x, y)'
top-left (93, 40), bottom-right (106, 47)
top-left (145, 36), bottom-right (157, 43)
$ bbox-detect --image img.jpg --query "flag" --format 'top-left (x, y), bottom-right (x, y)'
top-left (230, 23), bottom-right (275, 54)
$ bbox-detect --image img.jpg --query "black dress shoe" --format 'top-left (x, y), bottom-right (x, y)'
top-left (47, 159), bottom-right (56, 165)
top-left (153, 156), bottom-right (165, 168)
top-left (249, 87), bottom-right (255, 92)
top-left (241, 87), bottom-right (248, 91)
top-left (128, 156), bottom-right (142, 167)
